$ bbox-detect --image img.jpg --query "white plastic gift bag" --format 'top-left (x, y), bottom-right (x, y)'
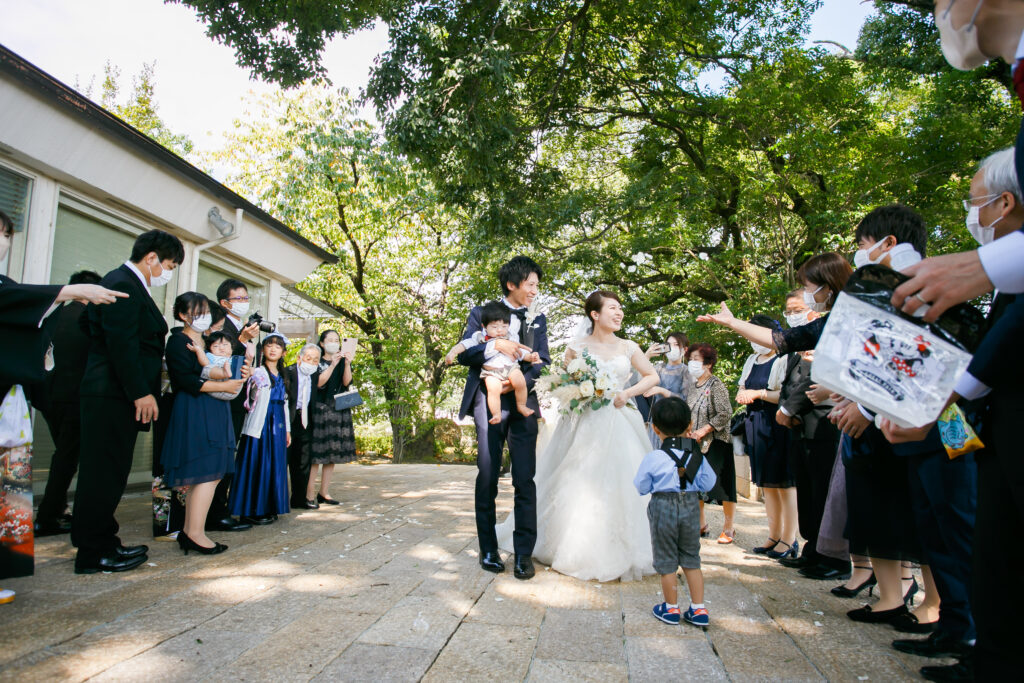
top-left (811, 266), bottom-right (985, 428)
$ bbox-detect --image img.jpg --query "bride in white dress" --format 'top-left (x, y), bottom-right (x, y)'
top-left (497, 290), bottom-right (661, 581)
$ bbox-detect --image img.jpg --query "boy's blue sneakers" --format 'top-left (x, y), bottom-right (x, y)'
top-left (683, 605), bottom-right (710, 627)
top-left (652, 602), bottom-right (681, 625)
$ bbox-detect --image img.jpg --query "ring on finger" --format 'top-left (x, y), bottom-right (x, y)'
top-left (911, 293), bottom-right (928, 304)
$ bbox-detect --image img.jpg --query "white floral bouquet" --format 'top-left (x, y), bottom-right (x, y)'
top-left (536, 347), bottom-right (620, 414)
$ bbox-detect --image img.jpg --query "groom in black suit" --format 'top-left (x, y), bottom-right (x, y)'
top-left (457, 256), bottom-right (549, 579)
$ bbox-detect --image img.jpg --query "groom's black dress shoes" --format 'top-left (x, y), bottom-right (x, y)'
top-left (74, 551), bottom-right (148, 574)
top-left (114, 544), bottom-right (149, 559)
top-left (514, 555), bottom-right (535, 580)
top-left (480, 552), bottom-right (505, 573)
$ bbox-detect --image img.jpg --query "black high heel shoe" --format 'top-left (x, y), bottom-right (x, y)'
top-left (831, 567), bottom-right (876, 598)
top-left (766, 540), bottom-right (799, 560)
top-left (902, 576), bottom-right (919, 607)
top-left (751, 538), bottom-right (780, 555)
top-left (847, 602), bottom-right (910, 624)
top-left (177, 532), bottom-right (227, 555)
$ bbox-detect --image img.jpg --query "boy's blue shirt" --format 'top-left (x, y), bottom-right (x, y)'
top-left (633, 446), bottom-right (717, 495)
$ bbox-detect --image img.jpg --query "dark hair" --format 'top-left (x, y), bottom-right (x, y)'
top-left (785, 288), bottom-right (804, 301)
top-left (130, 229), bottom-right (184, 265)
top-left (172, 291), bottom-right (210, 325)
top-left (499, 255), bottom-right (543, 296)
top-left (481, 301), bottom-right (512, 326)
top-left (318, 328), bottom-right (340, 348)
top-left (666, 331), bottom-right (689, 350)
top-left (208, 301), bottom-right (226, 326)
top-left (205, 330), bottom-right (232, 348)
top-left (0, 210), bottom-right (13, 237)
top-left (69, 270), bottom-right (102, 285)
top-left (748, 314), bottom-right (780, 331)
top-left (854, 203), bottom-right (928, 257)
top-left (651, 397), bottom-right (692, 437)
top-left (685, 343), bottom-right (718, 370)
top-left (796, 253), bottom-right (852, 309)
top-left (261, 335), bottom-right (291, 392)
top-left (584, 290), bottom-right (621, 331)
top-left (216, 278), bottom-right (248, 305)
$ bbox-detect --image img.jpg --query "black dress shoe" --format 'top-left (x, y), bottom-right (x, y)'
top-left (480, 551), bottom-right (505, 573)
top-left (316, 494), bottom-right (341, 505)
top-left (921, 652), bottom-right (974, 682)
top-left (892, 632), bottom-right (969, 659)
top-left (514, 555), bottom-right (535, 580)
top-left (34, 518), bottom-right (72, 537)
top-left (800, 564), bottom-right (852, 581)
top-left (114, 544), bottom-right (149, 559)
top-left (847, 603), bottom-right (909, 624)
top-left (304, 499), bottom-right (320, 510)
top-left (779, 555), bottom-right (811, 569)
top-left (206, 517), bottom-right (252, 532)
top-left (240, 515), bottom-right (275, 525)
top-left (891, 611), bottom-right (939, 634)
top-left (75, 551), bottom-right (148, 574)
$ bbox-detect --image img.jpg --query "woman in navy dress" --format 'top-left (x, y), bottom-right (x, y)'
top-left (229, 334), bottom-right (291, 523)
top-left (160, 292), bottom-right (246, 555)
top-left (738, 315), bottom-right (797, 559)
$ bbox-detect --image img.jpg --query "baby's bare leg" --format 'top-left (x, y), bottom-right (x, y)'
top-left (483, 376), bottom-right (504, 424)
top-left (509, 368), bottom-right (534, 417)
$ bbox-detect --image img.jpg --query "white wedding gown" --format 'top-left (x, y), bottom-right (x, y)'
top-left (496, 338), bottom-right (655, 582)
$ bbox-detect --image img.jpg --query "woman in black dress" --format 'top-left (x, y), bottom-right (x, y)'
top-left (737, 315), bottom-right (797, 559)
top-left (160, 292), bottom-right (246, 555)
top-left (307, 330), bottom-right (357, 505)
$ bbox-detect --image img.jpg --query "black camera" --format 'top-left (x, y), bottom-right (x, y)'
top-left (247, 311), bottom-right (276, 333)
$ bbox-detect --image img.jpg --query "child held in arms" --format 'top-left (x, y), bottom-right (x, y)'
top-left (189, 330), bottom-right (254, 400)
top-left (634, 397), bottom-right (717, 628)
top-left (445, 301), bottom-right (540, 424)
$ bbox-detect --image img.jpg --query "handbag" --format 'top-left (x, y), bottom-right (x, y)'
top-left (334, 388), bottom-right (364, 411)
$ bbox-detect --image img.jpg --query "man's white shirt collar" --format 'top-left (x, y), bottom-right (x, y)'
top-left (502, 297), bottom-right (526, 311)
top-left (227, 312), bottom-right (243, 329)
top-left (123, 261), bottom-right (153, 298)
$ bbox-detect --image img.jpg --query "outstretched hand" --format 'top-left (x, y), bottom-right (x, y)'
top-left (696, 302), bottom-right (736, 328)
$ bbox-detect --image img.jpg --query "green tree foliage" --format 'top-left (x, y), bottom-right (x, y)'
top-left (183, 0), bottom-right (1019, 391)
top-left (209, 87), bottom-right (486, 459)
top-left (86, 61), bottom-right (195, 158)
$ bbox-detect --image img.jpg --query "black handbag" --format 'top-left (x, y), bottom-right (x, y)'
top-left (729, 412), bottom-right (746, 437)
top-left (334, 388), bottom-right (364, 411)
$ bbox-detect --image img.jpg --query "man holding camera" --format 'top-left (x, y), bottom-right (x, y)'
top-left (203, 278), bottom-right (262, 532)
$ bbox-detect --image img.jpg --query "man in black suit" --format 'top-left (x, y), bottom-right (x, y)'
top-left (202, 278), bottom-right (259, 532)
top-left (71, 230), bottom-right (183, 574)
top-left (457, 256), bottom-right (550, 579)
top-left (34, 270), bottom-right (102, 537)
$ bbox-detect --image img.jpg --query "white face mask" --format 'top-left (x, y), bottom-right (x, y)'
top-left (298, 362), bottom-right (318, 376)
top-left (785, 311), bottom-right (811, 328)
top-left (190, 313), bottom-right (212, 332)
top-left (323, 342), bottom-right (340, 354)
top-left (229, 301), bottom-right (250, 318)
top-left (803, 285), bottom-right (828, 313)
top-left (853, 243), bottom-right (887, 269)
top-left (148, 260), bottom-right (174, 288)
top-left (888, 243), bottom-right (923, 273)
top-left (751, 342), bottom-right (773, 356)
top-left (0, 232), bottom-right (10, 262)
top-left (934, 0), bottom-right (988, 71)
top-left (966, 198), bottom-right (1002, 246)
top-left (687, 360), bottom-right (705, 377)
top-left (665, 348), bottom-right (682, 362)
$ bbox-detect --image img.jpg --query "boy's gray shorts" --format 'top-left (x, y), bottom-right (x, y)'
top-left (648, 491), bottom-right (701, 574)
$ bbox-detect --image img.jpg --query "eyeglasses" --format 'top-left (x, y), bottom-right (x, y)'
top-left (962, 194), bottom-right (998, 212)
top-left (228, 296), bottom-right (250, 302)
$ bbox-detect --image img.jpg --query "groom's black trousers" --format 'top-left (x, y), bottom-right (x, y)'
top-left (473, 389), bottom-right (538, 557)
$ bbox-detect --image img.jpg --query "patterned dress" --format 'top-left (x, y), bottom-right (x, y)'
top-left (309, 357), bottom-right (357, 465)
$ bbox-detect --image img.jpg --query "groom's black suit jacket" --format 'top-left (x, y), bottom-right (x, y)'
top-left (456, 301), bottom-right (550, 420)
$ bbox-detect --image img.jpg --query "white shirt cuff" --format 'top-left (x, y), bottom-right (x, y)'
top-left (779, 405), bottom-right (792, 417)
top-left (954, 370), bottom-right (992, 400)
top-left (978, 231), bottom-right (1024, 294)
top-left (857, 403), bottom-right (875, 421)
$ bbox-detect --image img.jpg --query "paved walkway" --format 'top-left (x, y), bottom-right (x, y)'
top-left (2, 464), bottom-right (939, 681)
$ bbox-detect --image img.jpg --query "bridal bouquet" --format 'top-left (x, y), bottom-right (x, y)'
top-left (536, 348), bottom-right (620, 415)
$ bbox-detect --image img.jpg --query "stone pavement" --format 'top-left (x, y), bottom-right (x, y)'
top-left (1, 464), bottom-right (942, 681)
